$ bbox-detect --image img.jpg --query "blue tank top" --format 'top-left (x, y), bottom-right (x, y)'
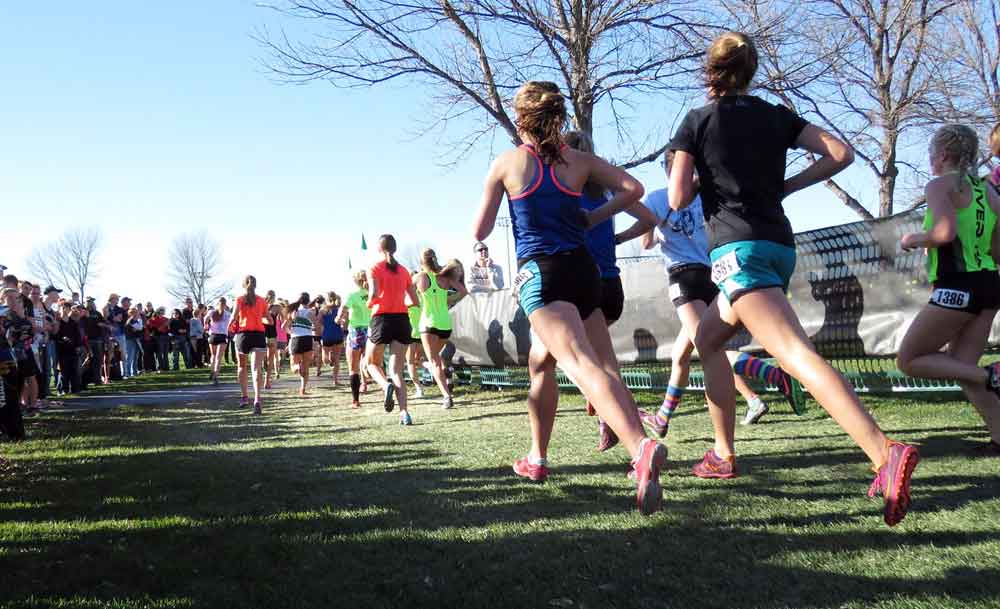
top-left (580, 192), bottom-right (620, 278)
top-left (508, 145), bottom-right (586, 263)
top-left (321, 310), bottom-right (343, 342)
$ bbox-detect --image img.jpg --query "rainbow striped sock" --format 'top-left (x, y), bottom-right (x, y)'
top-left (656, 385), bottom-right (684, 425)
top-left (733, 353), bottom-right (789, 394)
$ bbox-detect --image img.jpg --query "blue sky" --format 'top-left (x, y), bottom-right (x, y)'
top-left (1, 1), bottom-right (872, 305)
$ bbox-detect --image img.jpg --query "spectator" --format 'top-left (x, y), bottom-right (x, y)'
top-left (103, 294), bottom-right (127, 377)
top-left (469, 242), bottom-right (505, 293)
top-left (28, 285), bottom-right (55, 406)
top-left (190, 304), bottom-right (207, 368)
top-left (2, 288), bottom-right (39, 415)
top-left (71, 292), bottom-right (81, 305)
top-left (0, 288), bottom-right (25, 440)
top-left (124, 306), bottom-right (143, 378)
top-left (148, 308), bottom-right (170, 372)
top-left (169, 309), bottom-right (191, 370)
top-left (17, 280), bottom-right (34, 317)
top-left (42, 286), bottom-right (62, 396)
top-left (53, 302), bottom-right (82, 394)
top-left (142, 302), bottom-right (158, 373)
top-left (182, 298), bottom-right (195, 321)
top-left (82, 298), bottom-right (108, 385)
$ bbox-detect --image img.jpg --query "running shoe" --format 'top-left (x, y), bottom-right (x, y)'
top-left (597, 420), bottom-right (619, 452)
top-left (253, 401), bottom-right (262, 416)
top-left (741, 398), bottom-right (769, 425)
top-left (442, 395), bottom-right (454, 410)
top-left (971, 440), bottom-right (1000, 457)
top-left (640, 410), bottom-right (668, 439)
top-left (383, 382), bottom-right (396, 412)
top-left (239, 396), bottom-right (249, 409)
top-left (985, 363), bottom-right (1000, 399)
top-left (513, 457), bottom-right (548, 482)
top-left (772, 369), bottom-right (807, 415)
top-left (414, 385), bottom-right (424, 399)
top-left (586, 401), bottom-right (596, 416)
top-left (868, 441), bottom-right (920, 527)
top-left (351, 400), bottom-right (361, 410)
top-left (400, 410), bottom-right (413, 426)
top-left (632, 438), bottom-right (667, 515)
top-left (692, 450), bottom-right (737, 479)
top-left (264, 380), bottom-right (272, 390)
top-left (361, 382), bottom-right (369, 393)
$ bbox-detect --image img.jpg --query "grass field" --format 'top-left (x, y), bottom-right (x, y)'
top-left (2, 370), bottom-right (999, 609)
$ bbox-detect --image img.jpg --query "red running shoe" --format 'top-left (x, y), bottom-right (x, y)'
top-left (512, 457), bottom-right (548, 483)
top-left (692, 450), bottom-right (737, 479)
top-left (632, 438), bottom-right (667, 515)
top-left (597, 420), bottom-right (619, 452)
top-left (586, 401), bottom-right (596, 416)
top-left (868, 441), bottom-right (920, 526)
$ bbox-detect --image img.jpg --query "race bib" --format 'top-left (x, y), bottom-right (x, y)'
top-left (711, 251), bottom-right (741, 284)
top-left (513, 267), bottom-right (536, 300)
top-left (931, 288), bottom-right (970, 309)
top-left (668, 282), bottom-right (682, 301)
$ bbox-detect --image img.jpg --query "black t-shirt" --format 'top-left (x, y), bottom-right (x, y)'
top-left (106, 305), bottom-right (126, 331)
top-left (169, 319), bottom-right (188, 336)
top-left (669, 95), bottom-right (808, 249)
top-left (83, 311), bottom-right (106, 340)
top-left (265, 313), bottom-right (278, 338)
top-left (182, 308), bottom-right (194, 321)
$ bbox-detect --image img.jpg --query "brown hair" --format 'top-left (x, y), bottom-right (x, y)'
top-left (421, 248), bottom-right (442, 274)
top-left (440, 259), bottom-right (465, 284)
top-left (989, 123), bottom-right (1000, 158)
top-left (212, 297), bottom-right (227, 322)
top-left (379, 234), bottom-right (399, 273)
top-left (704, 32), bottom-right (758, 97)
top-left (326, 291), bottom-right (341, 308)
top-left (243, 275), bottom-right (257, 306)
top-left (930, 124), bottom-right (979, 189)
top-left (514, 81), bottom-right (567, 165)
top-left (564, 130), bottom-right (604, 200)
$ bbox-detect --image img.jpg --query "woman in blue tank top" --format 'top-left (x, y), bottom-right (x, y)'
top-left (473, 80), bottom-right (667, 516)
top-left (669, 32), bottom-right (918, 526)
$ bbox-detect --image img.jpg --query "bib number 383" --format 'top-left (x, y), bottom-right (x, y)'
top-left (711, 251), bottom-right (741, 284)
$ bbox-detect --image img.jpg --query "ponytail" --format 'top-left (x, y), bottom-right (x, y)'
top-left (514, 81), bottom-right (567, 165)
top-left (421, 248), bottom-right (442, 274)
top-left (379, 234), bottom-right (399, 273)
top-left (243, 275), bottom-right (257, 307)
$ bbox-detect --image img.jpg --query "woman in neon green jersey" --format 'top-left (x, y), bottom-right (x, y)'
top-left (337, 272), bottom-right (371, 409)
top-left (415, 249), bottom-right (467, 409)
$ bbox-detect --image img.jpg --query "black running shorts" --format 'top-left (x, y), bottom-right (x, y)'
top-left (928, 270), bottom-right (1000, 315)
top-left (369, 313), bottom-right (412, 345)
top-left (668, 264), bottom-right (719, 308)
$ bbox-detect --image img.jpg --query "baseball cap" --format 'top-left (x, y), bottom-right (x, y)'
top-left (44, 285), bottom-right (62, 295)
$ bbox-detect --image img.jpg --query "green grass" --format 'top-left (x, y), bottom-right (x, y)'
top-left (2, 370), bottom-right (999, 609)
top-left (62, 366), bottom-right (239, 397)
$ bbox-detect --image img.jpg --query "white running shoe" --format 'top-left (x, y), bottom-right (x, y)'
top-left (442, 395), bottom-right (454, 410)
top-left (741, 398), bottom-right (769, 425)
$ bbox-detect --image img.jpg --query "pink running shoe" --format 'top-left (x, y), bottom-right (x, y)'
top-left (868, 441), bottom-right (920, 527)
top-left (265, 381), bottom-right (272, 390)
top-left (692, 450), bottom-right (737, 479)
top-left (597, 420), bottom-right (619, 452)
top-left (239, 396), bottom-right (249, 409)
top-left (253, 400), bottom-right (262, 416)
top-left (640, 410), bottom-right (668, 439)
top-left (632, 438), bottom-right (667, 515)
top-left (512, 457), bottom-right (548, 483)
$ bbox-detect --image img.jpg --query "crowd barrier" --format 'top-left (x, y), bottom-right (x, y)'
top-left (445, 209), bottom-right (999, 395)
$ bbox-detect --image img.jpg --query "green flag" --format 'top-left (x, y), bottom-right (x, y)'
top-left (361, 234), bottom-right (367, 251)
top-left (347, 257), bottom-right (352, 270)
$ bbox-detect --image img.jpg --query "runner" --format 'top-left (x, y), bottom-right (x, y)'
top-left (897, 124), bottom-right (1000, 457)
top-left (321, 292), bottom-right (345, 387)
top-left (616, 150), bottom-right (804, 438)
top-left (365, 234), bottom-right (420, 425)
top-left (274, 299), bottom-right (288, 380)
top-left (472, 80), bottom-right (666, 515)
top-left (264, 294), bottom-right (279, 389)
top-left (337, 272), bottom-right (371, 409)
top-left (233, 276), bottom-right (271, 414)
top-left (285, 293), bottom-right (316, 397)
top-left (206, 297), bottom-right (232, 386)
top-left (311, 295), bottom-right (325, 379)
top-left (415, 249), bottom-right (468, 409)
top-left (989, 123), bottom-right (1000, 186)
top-left (668, 32), bottom-right (918, 525)
top-left (406, 276), bottom-right (425, 399)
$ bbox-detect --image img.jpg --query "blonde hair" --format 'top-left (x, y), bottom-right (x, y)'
top-left (353, 270), bottom-right (368, 289)
top-left (705, 32), bottom-right (758, 97)
top-left (440, 259), bottom-right (465, 283)
top-left (514, 81), bottom-right (567, 165)
top-left (930, 124), bottom-right (979, 188)
top-left (421, 248), bottom-right (442, 274)
top-left (564, 130), bottom-right (603, 199)
top-left (989, 123), bottom-right (1000, 158)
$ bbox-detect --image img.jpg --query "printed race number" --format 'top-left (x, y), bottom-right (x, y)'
top-left (711, 251), bottom-right (741, 284)
top-left (931, 288), bottom-right (970, 310)
top-left (512, 267), bottom-right (536, 301)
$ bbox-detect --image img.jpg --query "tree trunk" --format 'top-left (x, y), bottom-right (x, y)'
top-left (879, 131), bottom-right (899, 217)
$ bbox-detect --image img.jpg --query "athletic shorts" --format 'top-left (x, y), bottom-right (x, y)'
top-left (234, 331), bottom-right (267, 354)
top-left (599, 275), bottom-right (624, 322)
top-left (348, 327), bottom-right (368, 351)
top-left (210, 333), bottom-right (228, 346)
top-left (370, 313), bottom-right (412, 345)
top-left (928, 270), bottom-right (1000, 314)
top-left (709, 240), bottom-right (796, 303)
top-left (289, 335), bottom-right (314, 355)
top-left (514, 246), bottom-right (601, 319)
top-left (667, 264), bottom-right (720, 307)
top-left (277, 341), bottom-right (288, 351)
top-left (18, 356), bottom-right (38, 378)
top-left (321, 337), bottom-right (344, 348)
top-left (421, 327), bottom-right (453, 340)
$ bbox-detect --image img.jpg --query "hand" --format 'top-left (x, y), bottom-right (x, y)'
top-left (900, 233), bottom-right (921, 251)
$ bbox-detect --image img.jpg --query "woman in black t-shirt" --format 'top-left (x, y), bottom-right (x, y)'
top-left (168, 309), bottom-right (188, 371)
top-left (668, 32), bottom-right (918, 526)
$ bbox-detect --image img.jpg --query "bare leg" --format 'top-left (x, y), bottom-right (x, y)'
top-left (526, 342), bottom-right (558, 461)
top-left (331, 344), bottom-right (343, 385)
top-left (237, 352), bottom-right (249, 399)
top-left (421, 334), bottom-right (450, 397)
top-left (365, 342), bottom-right (389, 390)
top-left (389, 342), bottom-right (408, 411)
top-left (250, 350), bottom-right (264, 403)
top-left (897, 306), bottom-right (990, 384)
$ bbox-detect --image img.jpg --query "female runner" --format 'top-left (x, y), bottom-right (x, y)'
top-left (415, 249), bottom-right (469, 409)
top-left (338, 272), bottom-right (371, 409)
top-left (233, 276), bottom-right (271, 414)
top-left (321, 292), bottom-right (345, 386)
top-left (286, 293), bottom-right (316, 397)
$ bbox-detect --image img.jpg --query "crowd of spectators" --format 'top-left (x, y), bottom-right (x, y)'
top-left (0, 264), bottom-right (230, 441)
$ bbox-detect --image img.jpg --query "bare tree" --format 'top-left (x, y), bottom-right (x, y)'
top-left (258, 0), bottom-right (713, 167)
top-left (27, 227), bottom-right (102, 298)
top-left (166, 231), bottom-right (231, 305)
top-left (735, 0), bottom-right (958, 219)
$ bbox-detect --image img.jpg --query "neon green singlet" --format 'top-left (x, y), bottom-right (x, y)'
top-left (419, 272), bottom-right (452, 332)
top-left (923, 175), bottom-right (997, 282)
top-left (408, 304), bottom-right (421, 340)
top-left (345, 290), bottom-right (371, 329)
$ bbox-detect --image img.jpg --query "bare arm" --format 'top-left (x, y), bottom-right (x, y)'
top-left (415, 272), bottom-right (431, 294)
top-left (901, 179), bottom-right (956, 250)
top-left (473, 158), bottom-right (507, 242)
top-left (583, 154), bottom-right (645, 227)
top-left (784, 125), bottom-right (854, 197)
top-left (365, 270), bottom-right (377, 307)
top-left (614, 203), bottom-right (659, 245)
top-left (669, 151), bottom-right (697, 210)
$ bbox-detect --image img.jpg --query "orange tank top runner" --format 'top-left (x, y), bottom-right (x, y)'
top-left (235, 296), bottom-right (269, 332)
top-left (368, 260), bottom-right (413, 316)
